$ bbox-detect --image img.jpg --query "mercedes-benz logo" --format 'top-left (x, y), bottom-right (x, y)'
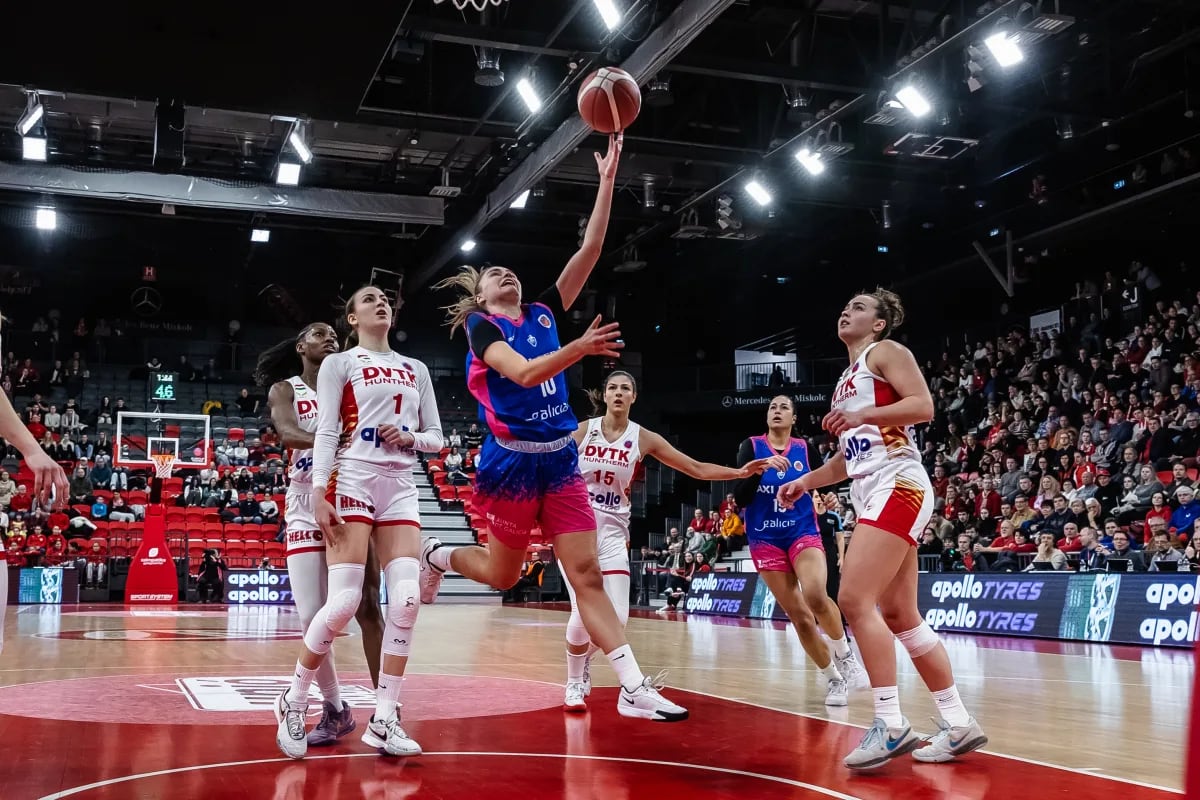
top-left (130, 286), bottom-right (162, 317)
top-left (721, 396), bottom-right (733, 408)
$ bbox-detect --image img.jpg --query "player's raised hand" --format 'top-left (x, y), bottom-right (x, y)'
top-left (576, 315), bottom-right (623, 359)
top-left (595, 133), bottom-right (622, 181)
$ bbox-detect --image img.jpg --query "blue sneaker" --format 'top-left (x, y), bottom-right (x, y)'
top-left (843, 717), bottom-right (921, 769)
top-left (306, 700), bottom-right (356, 746)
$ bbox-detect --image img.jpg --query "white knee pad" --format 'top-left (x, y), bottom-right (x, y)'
top-left (302, 563), bottom-right (365, 656)
top-left (895, 622), bottom-right (941, 659)
top-left (565, 610), bottom-right (590, 647)
top-left (383, 557), bottom-right (420, 657)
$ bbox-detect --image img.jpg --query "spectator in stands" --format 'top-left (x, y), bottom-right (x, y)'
top-left (227, 494), bottom-right (263, 525)
top-left (257, 493), bottom-right (279, 524)
top-left (1057, 523), bottom-right (1083, 552)
top-left (718, 492), bottom-right (738, 517)
top-left (1077, 527), bottom-right (1109, 571)
top-left (1107, 530), bottom-right (1146, 571)
top-left (88, 456), bottom-right (112, 490)
top-left (464, 423), bottom-right (483, 449)
top-left (692, 508), bottom-right (714, 533)
top-left (1147, 531), bottom-right (1187, 571)
top-left (8, 484), bottom-right (32, 521)
top-left (719, 506), bottom-right (744, 551)
top-left (90, 496), bottom-right (108, 521)
top-left (234, 388), bottom-right (258, 416)
top-left (108, 492), bottom-right (136, 523)
top-left (1025, 532), bottom-right (1068, 571)
top-left (196, 549), bottom-right (227, 603)
top-left (444, 446), bottom-right (465, 481)
top-left (447, 428), bottom-right (462, 449)
top-left (43, 404), bottom-right (60, 432)
top-left (1170, 485), bottom-right (1200, 536)
top-left (0, 471), bottom-right (15, 509)
top-left (68, 467), bottom-right (92, 505)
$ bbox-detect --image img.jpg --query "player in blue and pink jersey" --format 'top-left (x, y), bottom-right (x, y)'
top-left (734, 395), bottom-right (863, 708)
top-left (427, 135), bottom-right (686, 722)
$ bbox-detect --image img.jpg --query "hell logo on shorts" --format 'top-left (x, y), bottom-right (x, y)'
top-left (338, 496), bottom-right (371, 512)
top-left (287, 530), bottom-right (323, 544)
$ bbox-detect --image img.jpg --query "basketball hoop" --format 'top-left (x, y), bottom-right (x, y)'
top-left (150, 453), bottom-right (176, 480)
top-left (432, 0), bottom-right (507, 10)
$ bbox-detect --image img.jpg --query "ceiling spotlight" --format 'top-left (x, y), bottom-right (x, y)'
top-left (516, 78), bottom-right (542, 113)
top-left (795, 148), bottom-right (825, 176)
top-left (22, 136), bottom-right (47, 162)
top-left (895, 85), bottom-right (932, 118)
top-left (251, 228), bottom-right (270, 243)
top-left (744, 180), bottom-right (772, 206)
top-left (276, 162), bottom-right (302, 186)
top-left (35, 207), bottom-right (56, 231)
top-left (460, 239), bottom-right (477, 253)
top-left (288, 128), bottom-right (313, 165)
top-left (984, 32), bottom-right (1024, 68)
top-left (881, 200), bottom-right (892, 230)
top-left (510, 189), bottom-right (530, 209)
top-left (645, 75), bottom-right (673, 108)
top-left (16, 94), bottom-right (44, 137)
top-left (593, 0), bottom-right (622, 30)
top-left (475, 50), bottom-right (505, 87)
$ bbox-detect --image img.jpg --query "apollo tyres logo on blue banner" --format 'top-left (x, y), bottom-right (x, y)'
top-left (1137, 576), bottom-right (1200, 646)
top-left (920, 574), bottom-right (1067, 636)
top-left (685, 573), bottom-right (758, 615)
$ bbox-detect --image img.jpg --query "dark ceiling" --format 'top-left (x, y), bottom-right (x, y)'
top-left (0, 0), bottom-right (1198, 354)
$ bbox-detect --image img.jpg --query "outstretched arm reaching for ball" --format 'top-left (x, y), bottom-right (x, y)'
top-left (555, 134), bottom-right (622, 311)
top-left (473, 314), bottom-right (623, 389)
top-left (642, 429), bottom-right (788, 481)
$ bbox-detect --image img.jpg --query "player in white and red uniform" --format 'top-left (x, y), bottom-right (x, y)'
top-left (0, 315), bottom-right (69, 655)
top-left (259, 322), bottom-right (387, 748)
top-left (273, 288), bottom-right (443, 761)
top-left (779, 289), bottom-right (986, 770)
top-left (561, 370), bottom-right (786, 711)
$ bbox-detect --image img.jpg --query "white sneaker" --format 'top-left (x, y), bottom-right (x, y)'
top-left (362, 713), bottom-right (422, 757)
top-left (273, 690), bottom-right (309, 760)
top-left (834, 649), bottom-right (864, 688)
top-left (617, 671), bottom-right (688, 722)
top-left (825, 677), bottom-right (849, 707)
top-left (419, 537), bottom-right (445, 604)
top-left (563, 682), bottom-right (588, 712)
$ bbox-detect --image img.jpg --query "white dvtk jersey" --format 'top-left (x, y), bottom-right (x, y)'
top-left (311, 346), bottom-right (443, 487)
top-left (831, 341), bottom-right (920, 480)
top-left (578, 417), bottom-right (642, 535)
top-left (286, 376), bottom-right (319, 488)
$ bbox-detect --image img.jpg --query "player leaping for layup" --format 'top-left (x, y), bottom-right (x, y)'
top-left (256, 322), bottom-right (386, 747)
top-left (273, 287), bottom-right (444, 760)
top-left (426, 135), bottom-right (687, 722)
top-left (561, 370), bottom-right (788, 711)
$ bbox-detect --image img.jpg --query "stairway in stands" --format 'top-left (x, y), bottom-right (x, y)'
top-left (412, 468), bottom-right (501, 602)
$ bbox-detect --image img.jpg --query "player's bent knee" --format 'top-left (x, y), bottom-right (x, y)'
top-left (387, 580), bottom-right (420, 628)
top-left (894, 622), bottom-right (940, 657)
top-left (326, 586), bottom-right (364, 631)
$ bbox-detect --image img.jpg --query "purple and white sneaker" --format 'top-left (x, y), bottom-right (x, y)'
top-left (306, 700), bottom-right (356, 746)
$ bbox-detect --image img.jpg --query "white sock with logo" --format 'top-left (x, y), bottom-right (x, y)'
top-left (872, 686), bottom-right (903, 728)
top-left (828, 636), bottom-right (852, 659)
top-left (375, 671), bottom-right (404, 723)
top-left (605, 644), bottom-right (646, 691)
top-left (286, 661), bottom-right (317, 706)
top-left (931, 684), bottom-right (970, 727)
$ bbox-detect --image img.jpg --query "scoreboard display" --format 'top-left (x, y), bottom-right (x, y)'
top-left (150, 371), bottom-right (177, 403)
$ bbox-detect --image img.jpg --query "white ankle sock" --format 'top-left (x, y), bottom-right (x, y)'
top-left (828, 636), bottom-right (852, 659)
top-left (315, 658), bottom-right (341, 707)
top-left (931, 684), bottom-right (971, 727)
top-left (566, 649), bottom-right (588, 682)
top-left (428, 545), bottom-right (454, 572)
top-left (605, 644), bottom-right (646, 691)
top-left (286, 661), bottom-right (317, 706)
top-left (872, 686), bottom-right (903, 728)
top-left (818, 662), bottom-right (842, 682)
top-left (375, 671), bottom-right (404, 722)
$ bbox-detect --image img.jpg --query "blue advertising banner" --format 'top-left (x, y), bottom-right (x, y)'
top-left (18, 567), bottom-right (64, 604)
top-left (687, 571), bottom-right (1199, 649)
top-left (224, 569), bottom-right (294, 605)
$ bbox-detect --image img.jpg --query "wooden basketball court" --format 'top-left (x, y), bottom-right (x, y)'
top-left (0, 602), bottom-right (1190, 799)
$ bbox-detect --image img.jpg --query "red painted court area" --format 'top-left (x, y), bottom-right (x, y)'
top-left (0, 674), bottom-right (1179, 800)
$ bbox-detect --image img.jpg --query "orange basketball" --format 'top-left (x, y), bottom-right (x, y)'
top-left (577, 66), bottom-right (641, 133)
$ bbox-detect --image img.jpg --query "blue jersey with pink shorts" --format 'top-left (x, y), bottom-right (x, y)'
top-left (463, 290), bottom-right (593, 544)
top-left (743, 436), bottom-right (823, 572)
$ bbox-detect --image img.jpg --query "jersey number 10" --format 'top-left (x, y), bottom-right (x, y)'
top-left (538, 379), bottom-right (556, 398)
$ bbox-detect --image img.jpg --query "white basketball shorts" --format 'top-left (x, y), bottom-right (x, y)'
top-left (284, 489), bottom-right (326, 556)
top-left (326, 460), bottom-right (421, 529)
top-left (849, 458), bottom-right (933, 545)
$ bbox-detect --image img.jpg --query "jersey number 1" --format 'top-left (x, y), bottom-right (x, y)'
top-left (392, 393), bottom-right (404, 414)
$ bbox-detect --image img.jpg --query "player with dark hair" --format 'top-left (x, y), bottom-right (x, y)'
top-left (258, 322), bottom-right (385, 747)
top-left (779, 288), bottom-right (987, 769)
top-left (734, 394), bottom-right (863, 708)
top-left (561, 369), bottom-right (787, 711)
top-left (272, 289), bottom-right (443, 759)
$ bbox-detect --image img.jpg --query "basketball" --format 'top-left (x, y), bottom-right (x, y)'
top-left (577, 66), bottom-right (641, 133)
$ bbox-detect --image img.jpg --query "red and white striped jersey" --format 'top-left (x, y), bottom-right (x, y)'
top-left (285, 376), bottom-right (319, 488)
top-left (831, 341), bottom-right (921, 479)
top-left (311, 346), bottom-right (443, 487)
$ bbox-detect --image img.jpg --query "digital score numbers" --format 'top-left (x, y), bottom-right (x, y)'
top-left (150, 371), bottom-right (177, 403)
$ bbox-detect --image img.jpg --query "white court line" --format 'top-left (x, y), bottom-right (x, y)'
top-left (36, 751), bottom-right (864, 800)
top-left (697, 690), bottom-right (1184, 795)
